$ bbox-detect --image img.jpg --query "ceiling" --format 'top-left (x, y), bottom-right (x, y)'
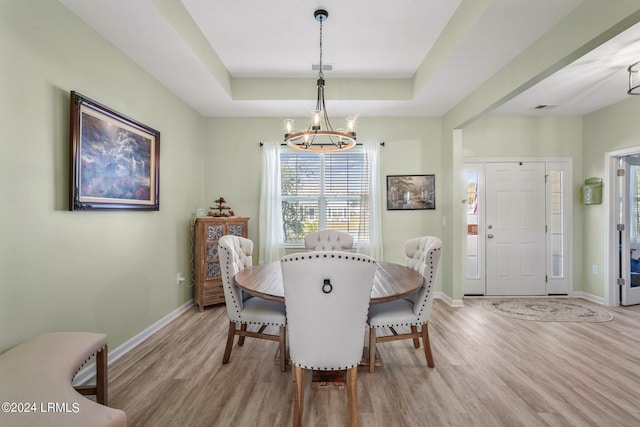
top-left (58, 0), bottom-right (640, 120)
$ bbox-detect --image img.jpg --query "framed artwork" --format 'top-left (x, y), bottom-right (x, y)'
top-left (69, 91), bottom-right (160, 211)
top-left (386, 175), bottom-right (435, 210)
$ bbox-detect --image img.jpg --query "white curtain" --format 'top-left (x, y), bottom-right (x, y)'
top-left (258, 142), bottom-right (285, 263)
top-left (356, 141), bottom-right (383, 260)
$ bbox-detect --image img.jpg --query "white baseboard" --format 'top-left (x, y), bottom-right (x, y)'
top-left (73, 300), bottom-right (194, 386)
top-left (435, 292), bottom-right (464, 307)
top-left (570, 291), bottom-right (606, 305)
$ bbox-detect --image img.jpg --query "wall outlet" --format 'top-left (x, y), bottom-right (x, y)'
top-left (177, 272), bottom-right (186, 284)
top-left (591, 265), bottom-right (598, 275)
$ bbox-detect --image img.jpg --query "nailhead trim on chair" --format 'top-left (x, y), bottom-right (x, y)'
top-left (221, 239), bottom-right (285, 326)
top-left (281, 253), bottom-right (374, 263)
top-left (415, 247), bottom-right (439, 319)
top-left (294, 363), bottom-right (359, 370)
top-left (221, 246), bottom-right (242, 319)
top-left (370, 245), bottom-right (440, 329)
top-left (282, 251), bottom-right (376, 372)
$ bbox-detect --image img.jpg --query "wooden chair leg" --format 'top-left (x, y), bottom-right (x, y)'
top-left (238, 323), bottom-right (247, 346)
top-left (410, 325), bottom-right (421, 348)
top-left (222, 320), bottom-right (236, 364)
top-left (369, 327), bottom-right (377, 373)
top-left (346, 366), bottom-right (359, 427)
top-left (293, 366), bottom-right (305, 427)
top-left (421, 323), bottom-right (434, 368)
top-left (95, 345), bottom-right (108, 405)
top-left (279, 325), bottom-right (287, 372)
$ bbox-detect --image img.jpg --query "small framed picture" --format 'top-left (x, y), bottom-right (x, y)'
top-left (69, 91), bottom-right (160, 211)
top-left (386, 175), bottom-right (435, 210)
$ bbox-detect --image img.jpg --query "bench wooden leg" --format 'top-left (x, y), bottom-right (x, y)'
top-left (96, 346), bottom-right (108, 405)
top-left (73, 345), bottom-right (109, 405)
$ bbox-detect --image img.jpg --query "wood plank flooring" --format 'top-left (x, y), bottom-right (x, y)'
top-left (107, 299), bottom-right (640, 426)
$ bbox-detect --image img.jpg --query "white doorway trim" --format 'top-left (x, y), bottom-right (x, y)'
top-left (462, 157), bottom-right (573, 296)
top-left (604, 145), bottom-right (640, 306)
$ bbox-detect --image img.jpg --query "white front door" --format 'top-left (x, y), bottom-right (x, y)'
top-left (619, 156), bottom-right (640, 305)
top-left (485, 162), bottom-right (546, 295)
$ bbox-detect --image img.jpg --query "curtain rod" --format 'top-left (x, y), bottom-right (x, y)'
top-left (259, 142), bottom-right (385, 147)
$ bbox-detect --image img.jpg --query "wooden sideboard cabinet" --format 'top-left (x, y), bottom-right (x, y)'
top-left (193, 216), bottom-right (249, 311)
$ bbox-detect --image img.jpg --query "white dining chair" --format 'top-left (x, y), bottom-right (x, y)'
top-left (367, 236), bottom-right (442, 372)
top-left (281, 251), bottom-right (377, 427)
top-left (218, 235), bottom-right (287, 371)
top-left (304, 230), bottom-right (354, 251)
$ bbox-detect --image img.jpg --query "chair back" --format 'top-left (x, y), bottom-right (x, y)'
top-left (404, 236), bottom-right (442, 323)
top-left (218, 235), bottom-right (253, 322)
top-left (281, 252), bottom-right (377, 370)
top-left (304, 230), bottom-right (354, 251)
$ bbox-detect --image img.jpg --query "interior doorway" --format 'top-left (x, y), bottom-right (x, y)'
top-left (616, 155), bottom-right (640, 306)
top-left (463, 159), bottom-right (572, 296)
top-left (605, 147), bottom-right (640, 306)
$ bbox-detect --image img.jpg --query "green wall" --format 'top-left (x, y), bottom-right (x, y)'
top-left (203, 117), bottom-right (443, 266)
top-left (0, 1), bottom-right (205, 352)
top-left (3, 0), bottom-right (637, 355)
top-left (462, 116), bottom-right (583, 159)
top-left (583, 96), bottom-right (640, 298)
top-left (462, 116), bottom-right (585, 294)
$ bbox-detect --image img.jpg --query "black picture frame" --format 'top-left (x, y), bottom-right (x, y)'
top-left (386, 175), bottom-right (435, 210)
top-left (69, 91), bottom-right (160, 211)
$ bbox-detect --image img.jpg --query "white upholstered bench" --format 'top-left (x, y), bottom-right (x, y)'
top-left (0, 332), bottom-right (126, 427)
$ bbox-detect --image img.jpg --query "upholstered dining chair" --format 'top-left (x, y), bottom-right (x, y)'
top-left (281, 251), bottom-right (377, 427)
top-left (304, 230), bottom-right (354, 251)
top-left (218, 235), bottom-right (287, 371)
top-left (367, 236), bottom-right (442, 373)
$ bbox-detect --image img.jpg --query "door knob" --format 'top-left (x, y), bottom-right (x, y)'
top-left (487, 234), bottom-right (494, 239)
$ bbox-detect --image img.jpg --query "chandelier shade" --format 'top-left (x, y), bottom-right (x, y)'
top-left (284, 9), bottom-right (357, 151)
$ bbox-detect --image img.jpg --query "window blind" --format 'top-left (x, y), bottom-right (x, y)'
top-left (280, 149), bottom-right (370, 245)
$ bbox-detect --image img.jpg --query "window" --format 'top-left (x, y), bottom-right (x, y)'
top-left (280, 148), bottom-right (370, 246)
top-left (548, 170), bottom-right (564, 278)
top-left (465, 170), bottom-right (480, 279)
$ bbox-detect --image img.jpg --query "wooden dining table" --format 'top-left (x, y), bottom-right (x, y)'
top-left (234, 260), bottom-right (424, 387)
top-left (234, 260), bottom-right (424, 304)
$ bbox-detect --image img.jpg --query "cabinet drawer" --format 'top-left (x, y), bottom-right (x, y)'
top-left (204, 284), bottom-right (225, 305)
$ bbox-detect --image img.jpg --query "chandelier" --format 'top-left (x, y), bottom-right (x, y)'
top-left (284, 9), bottom-right (357, 151)
top-left (628, 60), bottom-right (640, 95)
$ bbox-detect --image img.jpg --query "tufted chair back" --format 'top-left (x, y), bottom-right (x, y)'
top-left (219, 235), bottom-right (253, 323)
top-left (304, 230), bottom-right (354, 251)
top-left (404, 236), bottom-right (442, 323)
top-left (281, 251), bottom-right (376, 370)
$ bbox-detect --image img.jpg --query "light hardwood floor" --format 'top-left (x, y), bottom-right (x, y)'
top-left (108, 299), bottom-right (640, 426)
